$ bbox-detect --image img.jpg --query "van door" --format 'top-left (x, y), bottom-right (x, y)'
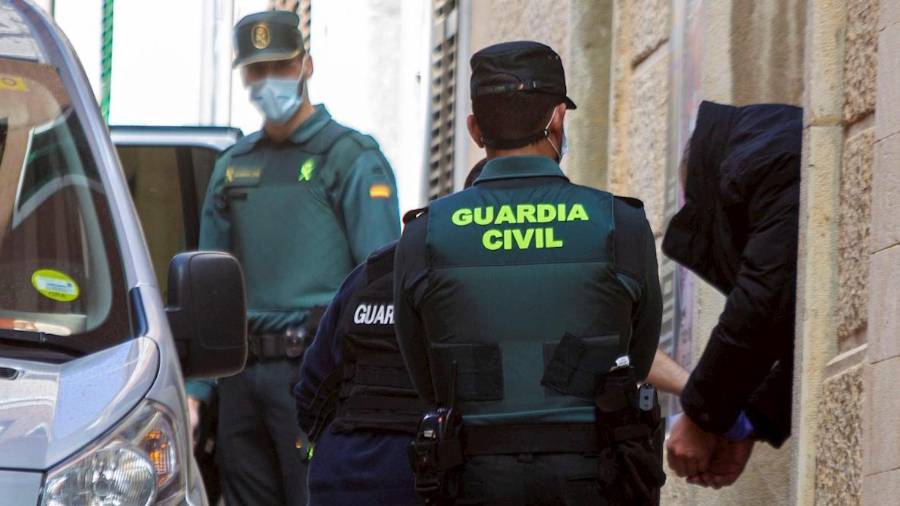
top-left (110, 126), bottom-right (241, 291)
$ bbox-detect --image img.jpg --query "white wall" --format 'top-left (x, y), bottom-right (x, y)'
top-left (311, 0), bottom-right (430, 212)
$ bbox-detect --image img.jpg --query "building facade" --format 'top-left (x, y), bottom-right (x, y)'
top-left (437, 1), bottom-right (899, 504)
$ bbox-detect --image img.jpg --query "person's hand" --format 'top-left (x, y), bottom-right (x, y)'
top-left (187, 396), bottom-right (202, 438)
top-left (666, 414), bottom-right (719, 478)
top-left (687, 438), bottom-right (755, 489)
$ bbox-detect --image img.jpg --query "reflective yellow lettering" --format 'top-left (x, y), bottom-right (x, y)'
top-left (452, 208), bottom-right (472, 226)
top-left (474, 207), bottom-right (495, 225)
top-left (537, 204), bottom-right (556, 223)
top-left (483, 229), bottom-right (503, 250)
top-left (567, 204), bottom-right (589, 221)
top-left (536, 227), bottom-right (545, 248)
top-left (512, 228), bottom-right (534, 249)
top-left (517, 204), bottom-right (536, 223)
top-left (558, 204), bottom-right (566, 221)
top-left (495, 205), bottom-right (516, 224)
top-left (503, 229), bottom-right (513, 250)
top-left (546, 227), bottom-right (564, 248)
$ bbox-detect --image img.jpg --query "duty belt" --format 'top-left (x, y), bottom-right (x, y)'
top-left (248, 327), bottom-right (306, 359)
top-left (462, 423), bottom-right (599, 456)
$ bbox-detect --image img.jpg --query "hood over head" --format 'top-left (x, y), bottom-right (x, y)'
top-left (664, 101), bottom-right (802, 291)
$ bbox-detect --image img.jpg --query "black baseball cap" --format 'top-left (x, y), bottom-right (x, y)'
top-left (470, 41), bottom-right (576, 109)
top-left (233, 11), bottom-right (305, 68)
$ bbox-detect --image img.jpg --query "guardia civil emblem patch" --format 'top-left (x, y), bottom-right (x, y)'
top-left (252, 23), bottom-right (270, 49)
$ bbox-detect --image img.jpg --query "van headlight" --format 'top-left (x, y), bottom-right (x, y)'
top-left (41, 400), bottom-right (185, 506)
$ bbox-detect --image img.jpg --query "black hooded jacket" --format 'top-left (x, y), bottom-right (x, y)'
top-left (663, 101), bottom-right (801, 447)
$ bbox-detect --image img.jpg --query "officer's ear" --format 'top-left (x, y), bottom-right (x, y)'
top-left (467, 114), bottom-right (485, 148)
top-left (548, 103), bottom-right (566, 138)
top-left (301, 54), bottom-right (314, 80)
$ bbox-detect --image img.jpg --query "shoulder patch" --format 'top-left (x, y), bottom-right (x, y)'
top-left (403, 207), bottom-right (428, 225)
top-left (614, 196), bottom-right (645, 209)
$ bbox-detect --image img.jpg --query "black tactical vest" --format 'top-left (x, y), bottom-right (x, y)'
top-left (330, 246), bottom-right (426, 434)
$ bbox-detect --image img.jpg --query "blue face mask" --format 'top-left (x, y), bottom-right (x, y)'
top-left (249, 77), bottom-right (304, 124)
top-left (559, 128), bottom-right (569, 160)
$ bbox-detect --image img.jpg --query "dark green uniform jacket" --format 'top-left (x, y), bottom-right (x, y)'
top-left (394, 156), bottom-right (661, 426)
top-left (189, 105), bottom-right (400, 400)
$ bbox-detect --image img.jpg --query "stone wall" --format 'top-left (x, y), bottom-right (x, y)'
top-left (816, 364), bottom-right (864, 505)
top-left (862, 0), bottom-right (900, 503)
top-left (837, 0), bottom-right (879, 351)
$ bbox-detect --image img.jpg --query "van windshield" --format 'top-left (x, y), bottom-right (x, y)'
top-left (0, 57), bottom-right (130, 357)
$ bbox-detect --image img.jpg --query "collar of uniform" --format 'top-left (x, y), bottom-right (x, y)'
top-left (287, 104), bottom-right (332, 145)
top-left (233, 104), bottom-right (332, 155)
top-left (474, 155), bottom-right (568, 184)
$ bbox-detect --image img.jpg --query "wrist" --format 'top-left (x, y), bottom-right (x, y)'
top-left (724, 411), bottom-right (755, 441)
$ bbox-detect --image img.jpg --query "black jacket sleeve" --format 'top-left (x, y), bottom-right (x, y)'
top-left (681, 165), bottom-right (799, 436)
top-left (614, 198), bottom-right (662, 381)
top-left (744, 345), bottom-right (794, 447)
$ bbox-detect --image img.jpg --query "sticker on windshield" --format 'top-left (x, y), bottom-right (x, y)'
top-left (31, 269), bottom-right (80, 302)
top-left (0, 75), bottom-right (27, 92)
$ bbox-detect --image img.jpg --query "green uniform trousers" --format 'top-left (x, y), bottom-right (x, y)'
top-left (216, 359), bottom-right (308, 506)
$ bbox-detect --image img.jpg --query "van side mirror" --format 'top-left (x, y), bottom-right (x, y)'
top-left (166, 251), bottom-right (247, 379)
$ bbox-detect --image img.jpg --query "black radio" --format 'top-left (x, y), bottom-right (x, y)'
top-left (408, 362), bottom-right (464, 504)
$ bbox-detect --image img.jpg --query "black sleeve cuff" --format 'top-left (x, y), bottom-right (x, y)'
top-left (679, 335), bottom-right (761, 434)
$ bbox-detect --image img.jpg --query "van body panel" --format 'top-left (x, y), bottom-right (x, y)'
top-left (0, 336), bottom-right (158, 470)
top-left (0, 470), bottom-right (42, 505)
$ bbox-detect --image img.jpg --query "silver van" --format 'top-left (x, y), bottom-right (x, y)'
top-left (0, 1), bottom-right (247, 504)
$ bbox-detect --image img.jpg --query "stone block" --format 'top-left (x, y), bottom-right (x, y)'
top-left (879, 0), bottom-right (900, 29)
top-left (471, 1), bottom-right (571, 67)
top-left (872, 133), bottom-right (900, 254)
top-left (867, 246), bottom-right (900, 362)
top-left (875, 23), bottom-right (900, 137)
top-left (624, 54), bottom-right (669, 233)
top-left (844, 0), bottom-right (879, 124)
top-left (837, 129), bottom-right (874, 343)
top-left (863, 467), bottom-right (900, 505)
top-left (815, 364), bottom-right (864, 505)
top-left (864, 355), bottom-right (900, 474)
top-left (628, 0), bottom-right (670, 66)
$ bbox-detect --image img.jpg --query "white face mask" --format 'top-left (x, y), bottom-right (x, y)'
top-left (249, 76), bottom-right (304, 124)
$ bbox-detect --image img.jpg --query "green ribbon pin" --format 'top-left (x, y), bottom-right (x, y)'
top-left (299, 159), bottom-right (315, 182)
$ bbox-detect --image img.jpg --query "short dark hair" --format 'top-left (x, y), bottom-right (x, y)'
top-left (472, 92), bottom-right (562, 149)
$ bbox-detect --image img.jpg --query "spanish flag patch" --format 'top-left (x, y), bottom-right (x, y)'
top-left (369, 184), bottom-right (392, 199)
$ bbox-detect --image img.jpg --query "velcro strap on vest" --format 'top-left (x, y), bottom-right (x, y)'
top-left (352, 366), bottom-right (416, 390)
top-left (542, 333), bottom-right (619, 399)
top-left (431, 343), bottom-right (504, 401)
top-left (463, 423), bottom-right (599, 456)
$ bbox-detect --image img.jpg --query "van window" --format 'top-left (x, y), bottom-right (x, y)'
top-left (0, 57), bottom-right (129, 356)
top-left (117, 145), bottom-right (218, 292)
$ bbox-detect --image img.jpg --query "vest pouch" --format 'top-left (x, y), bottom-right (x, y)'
top-left (431, 343), bottom-right (503, 402)
top-left (542, 333), bottom-right (620, 400)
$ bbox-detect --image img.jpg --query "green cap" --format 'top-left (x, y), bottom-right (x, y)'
top-left (233, 10), bottom-right (304, 68)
